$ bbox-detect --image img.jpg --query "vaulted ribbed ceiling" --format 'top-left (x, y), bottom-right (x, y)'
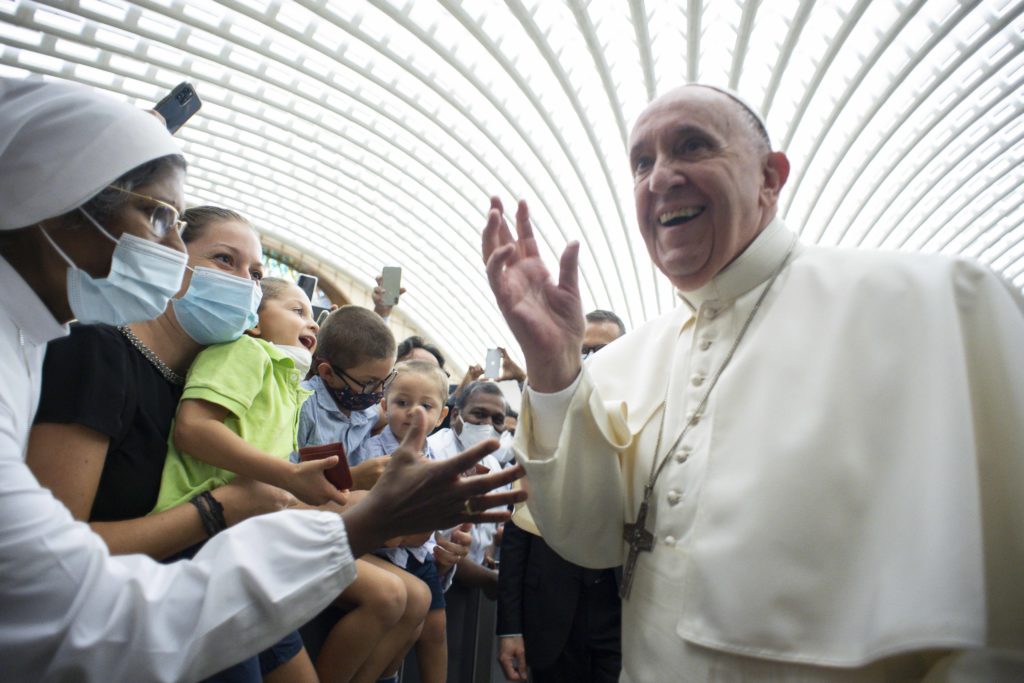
top-left (3, 0), bottom-right (1022, 371)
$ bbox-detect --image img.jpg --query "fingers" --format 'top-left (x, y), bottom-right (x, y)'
top-left (328, 487), bottom-right (348, 506)
top-left (393, 407), bottom-right (427, 461)
top-left (482, 196), bottom-right (511, 263)
top-left (461, 463), bottom-right (526, 495)
top-left (515, 199), bottom-right (539, 259)
top-left (310, 455), bottom-right (339, 471)
top-left (465, 488), bottom-right (527, 513)
top-left (558, 240), bottom-right (581, 296)
top-left (439, 437), bottom-right (501, 477)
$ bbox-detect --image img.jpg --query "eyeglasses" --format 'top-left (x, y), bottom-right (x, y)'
top-left (332, 364), bottom-right (398, 395)
top-left (109, 187), bottom-right (186, 238)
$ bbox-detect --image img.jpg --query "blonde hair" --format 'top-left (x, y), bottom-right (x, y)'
top-left (391, 359), bottom-right (449, 404)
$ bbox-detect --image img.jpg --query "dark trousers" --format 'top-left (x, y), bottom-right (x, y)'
top-left (529, 569), bottom-right (621, 683)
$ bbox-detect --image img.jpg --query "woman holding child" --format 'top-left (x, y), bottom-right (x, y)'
top-left (2, 78), bottom-right (521, 682)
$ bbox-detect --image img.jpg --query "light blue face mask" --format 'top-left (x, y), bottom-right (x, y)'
top-left (172, 266), bottom-right (261, 345)
top-left (41, 209), bottom-right (187, 326)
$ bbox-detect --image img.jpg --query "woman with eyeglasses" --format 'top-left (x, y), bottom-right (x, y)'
top-left (0, 78), bottom-right (523, 683)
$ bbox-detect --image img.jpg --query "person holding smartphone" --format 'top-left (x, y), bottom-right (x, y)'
top-left (0, 77), bottom-right (524, 683)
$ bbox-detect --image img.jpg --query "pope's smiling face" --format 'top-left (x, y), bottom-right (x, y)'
top-left (629, 86), bottom-right (789, 291)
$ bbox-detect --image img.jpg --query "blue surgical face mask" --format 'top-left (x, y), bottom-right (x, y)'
top-left (41, 209), bottom-right (187, 326)
top-left (172, 266), bottom-right (261, 345)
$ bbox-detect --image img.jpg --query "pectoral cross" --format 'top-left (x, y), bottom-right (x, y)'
top-left (620, 485), bottom-right (655, 599)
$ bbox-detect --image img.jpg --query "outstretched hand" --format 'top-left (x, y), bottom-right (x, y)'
top-left (482, 197), bottom-right (584, 392)
top-left (342, 407), bottom-right (526, 558)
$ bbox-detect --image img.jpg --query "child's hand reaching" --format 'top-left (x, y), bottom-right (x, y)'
top-left (282, 457), bottom-right (349, 506)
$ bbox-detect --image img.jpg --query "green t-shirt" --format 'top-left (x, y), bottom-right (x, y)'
top-left (151, 335), bottom-right (312, 513)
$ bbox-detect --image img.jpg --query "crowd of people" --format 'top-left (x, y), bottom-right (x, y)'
top-left (0, 78), bottom-right (526, 683)
top-left (2, 72), bottom-right (1022, 683)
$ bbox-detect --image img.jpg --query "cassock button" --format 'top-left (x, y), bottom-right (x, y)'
top-left (667, 490), bottom-right (682, 505)
top-left (699, 340), bottom-right (712, 351)
top-left (691, 375), bottom-right (705, 386)
top-left (674, 449), bottom-right (690, 464)
top-left (705, 307), bottom-right (719, 319)
top-left (664, 535), bottom-right (677, 546)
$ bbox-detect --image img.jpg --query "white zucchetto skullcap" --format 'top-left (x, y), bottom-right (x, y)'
top-left (0, 78), bottom-right (182, 231)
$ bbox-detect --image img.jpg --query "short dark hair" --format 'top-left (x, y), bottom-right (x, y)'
top-left (181, 205), bottom-right (252, 245)
top-left (585, 309), bottom-right (626, 337)
top-left (455, 380), bottom-right (506, 412)
top-left (396, 335), bottom-right (446, 368)
top-left (76, 154), bottom-right (187, 225)
top-left (317, 305), bottom-right (396, 369)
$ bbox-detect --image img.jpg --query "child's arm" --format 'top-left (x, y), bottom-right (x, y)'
top-left (174, 398), bottom-right (347, 507)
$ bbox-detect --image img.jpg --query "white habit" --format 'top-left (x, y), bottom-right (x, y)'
top-left (516, 219), bottom-right (1024, 681)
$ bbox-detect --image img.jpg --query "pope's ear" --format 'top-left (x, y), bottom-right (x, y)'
top-left (761, 151), bottom-right (790, 205)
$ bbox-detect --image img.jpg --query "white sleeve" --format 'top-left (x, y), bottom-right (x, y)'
top-left (522, 372), bottom-right (582, 455)
top-left (0, 425), bottom-right (357, 683)
top-left (514, 368), bottom-right (631, 569)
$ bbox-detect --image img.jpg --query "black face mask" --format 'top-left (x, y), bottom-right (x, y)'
top-left (324, 381), bottom-right (383, 411)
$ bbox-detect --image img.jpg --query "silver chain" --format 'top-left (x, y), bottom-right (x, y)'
top-left (645, 247), bottom-right (795, 491)
top-left (118, 325), bottom-right (185, 386)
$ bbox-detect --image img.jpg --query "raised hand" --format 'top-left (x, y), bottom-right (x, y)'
top-left (497, 347), bottom-right (526, 383)
top-left (342, 408), bottom-right (526, 558)
top-left (482, 197), bottom-right (584, 392)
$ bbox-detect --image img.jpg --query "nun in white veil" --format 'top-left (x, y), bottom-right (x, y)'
top-left (0, 78), bottom-right (525, 682)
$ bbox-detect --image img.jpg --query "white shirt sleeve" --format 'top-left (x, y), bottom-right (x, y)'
top-left (523, 371), bottom-right (582, 454)
top-left (0, 425), bottom-right (357, 683)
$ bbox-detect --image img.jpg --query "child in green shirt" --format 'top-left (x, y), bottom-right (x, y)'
top-left (153, 278), bottom-right (343, 512)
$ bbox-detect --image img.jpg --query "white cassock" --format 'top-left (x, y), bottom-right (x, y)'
top-left (515, 219), bottom-right (1024, 682)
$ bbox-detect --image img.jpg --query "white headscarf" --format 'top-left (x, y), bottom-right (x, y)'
top-left (0, 78), bottom-right (182, 231)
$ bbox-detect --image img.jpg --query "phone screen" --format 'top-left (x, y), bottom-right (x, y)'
top-left (484, 348), bottom-right (501, 378)
top-left (154, 82), bottom-right (202, 134)
top-left (381, 266), bottom-right (402, 306)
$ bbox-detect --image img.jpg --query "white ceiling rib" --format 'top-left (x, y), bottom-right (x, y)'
top-left (2, 0), bottom-right (1021, 374)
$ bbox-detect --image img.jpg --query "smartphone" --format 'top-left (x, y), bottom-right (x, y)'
top-left (298, 442), bottom-right (353, 490)
top-left (297, 273), bottom-right (318, 301)
top-left (484, 348), bottom-right (501, 378)
top-left (314, 306), bottom-right (331, 326)
top-left (381, 266), bottom-right (402, 306)
top-left (154, 82), bottom-right (201, 134)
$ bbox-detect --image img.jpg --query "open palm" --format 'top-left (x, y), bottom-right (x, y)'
top-left (482, 197), bottom-right (584, 392)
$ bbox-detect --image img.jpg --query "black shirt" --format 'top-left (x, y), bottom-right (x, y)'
top-left (34, 324), bottom-right (183, 521)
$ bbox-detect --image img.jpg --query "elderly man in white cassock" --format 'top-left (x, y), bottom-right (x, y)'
top-left (482, 84), bottom-right (1024, 682)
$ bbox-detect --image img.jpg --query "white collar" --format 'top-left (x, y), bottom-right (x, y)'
top-left (0, 256), bottom-right (69, 346)
top-left (678, 217), bottom-right (798, 311)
